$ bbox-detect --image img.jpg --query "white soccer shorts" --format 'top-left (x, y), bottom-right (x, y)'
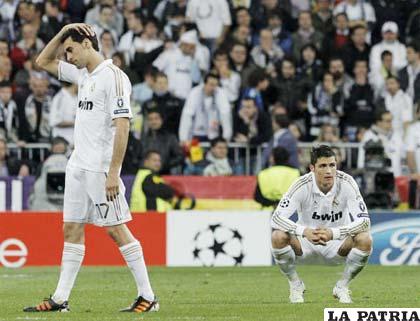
top-left (295, 235), bottom-right (348, 265)
top-left (63, 165), bottom-right (132, 226)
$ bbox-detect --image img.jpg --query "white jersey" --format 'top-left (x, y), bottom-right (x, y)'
top-left (405, 121), bottom-right (420, 173)
top-left (58, 59), bottom-right (132, 172)
top-left (271, 171), bottom-right (370, 240)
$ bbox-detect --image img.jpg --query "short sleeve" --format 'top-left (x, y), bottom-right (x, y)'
top-left (105, 68), bottom-right (132, 119)
top-left (58, 61), bottom-right (82, 85)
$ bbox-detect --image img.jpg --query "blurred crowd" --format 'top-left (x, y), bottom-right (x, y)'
top-left (0, 0), bottom-right (420, 179)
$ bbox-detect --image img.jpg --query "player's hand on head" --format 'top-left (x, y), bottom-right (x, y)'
top-left (105, 173), bottom-right (119, 202)
top-left (62, 23), bottom-right (95, 37)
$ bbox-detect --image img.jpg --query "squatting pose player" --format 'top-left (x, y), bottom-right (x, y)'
top-left (271, 145), bottom-right (372, 303)
top-left (23, 23), bottom-right (158, 313)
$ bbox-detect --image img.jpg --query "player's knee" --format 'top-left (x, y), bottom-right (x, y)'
top-left (63, 223), bottom-right (84, 244)
top-left (353, 232), bottom-right (372, 252)
top-left (271, 230), bottom-right (290, 249)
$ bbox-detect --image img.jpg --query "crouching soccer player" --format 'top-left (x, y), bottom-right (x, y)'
top-left (271, 145), bottom-right (372, 304)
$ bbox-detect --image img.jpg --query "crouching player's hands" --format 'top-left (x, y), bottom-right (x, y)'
top-left (315, 228), bottom-right (333, 244)
top-left (303, 228), bottom-right (327, 246)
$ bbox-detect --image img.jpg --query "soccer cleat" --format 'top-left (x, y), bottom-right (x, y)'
top-left (23, 297), bottom-right (70, 312)
top-left (333, 285), bottom-right (353, 304)
top-left (120, 296), bottom-right (160, 313)
top-left (289, 280), bottom-right (305, 303)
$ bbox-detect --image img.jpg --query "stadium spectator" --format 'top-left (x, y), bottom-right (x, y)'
top-left (264, 114), bottom-right (299, 168)
top-left (229, 42), bottom-right (258, 88)
top-left (379, 76), bottom-right (413, 137)
top-left (358, 109), bottom-right (403, 176)
top-left (140, 110), bottom-right (184, 175)
top-left (0, 39), bottom-right (9, 57)
top-left (154, 0), bottom-right (187, 27)
top-left (19, 73), bottom-right (52, 143)
top-left (179, 73), bottom-right (232, 143)
top-left (241, 68), bottom-right (270, 112)
top-left (274, 58), bottom-right (307, 126)
top-left (153, 30), bottom-right (201, 99)
top-left (251, 29), bottom-right (284, 74)
top-left (85, 0), bottom-right (124, 36)
top-left (186, 0), bottom-right (232, 51)
top-left (91, 5), bottom-right (119, 45)
top-left (253, 0), bottom-right (294, 32)
top-left (234, 6), bottom-right (253, 30)
top-left (266, 10), bottom-right (293, 56)
top-left (142, 72), bottom-right (184, 136)
top-left (0, 137), bottom-right (30, 177)
top-left (322, 13), bottom-right (350, 62)
top-left (307, 72), bottom-right (343, 140)
top-left (49, 82), bottom-right (77, 146)
top-left (223, 24), bottom-right (253, 49)
top-left (0, 56), bottom-right (12, 83)
top-left (99, 30), bottom-right (116, 59)
top-left (369, 21), bottom-right (407, 74)
top-left (340, 25), bottom-right (370, 76)
top-left (132, 67), bottom-right (156, 106)
top-left (131, 17), bottom-right (163, 59)
top-left (29, 136), bottom-right (68, 211)
top-left (311, 0), bottom-right (334, 36)
top-left (369, 50), bottom-right (396, 99)
top-left (0, 80), bottom-right (19, 143)
top-left (398, 42), bottom-right (420, 106)
top-left (328, 56), bottom-right (353, 99)
top-left (291, 11), bottom-right (324, 61)
top-left (212, 49), bottom-right (241, 104)
top-left (130, 150), bottom-right (175, 212)
top-left (38, 0), bottom-right (70, 43)
top-left (233, 96), bottom-right (272, 145)
top-left (203, 137), bottom-right (235, 176)
top-left (333, 0), bottom-right (376, 33)
top-left (254, 146), bottom-right (300, 209)
top-left (405, 8), bottom-right (420, 43)
top-left (118, 9), bottom-right (143, 65)
top-left (297, 43), bottom-right (324, 95)
top-left (343, 60), bottom-right (376, 141)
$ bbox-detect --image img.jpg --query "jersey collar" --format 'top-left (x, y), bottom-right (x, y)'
top-left (89, 59), bottom-right (113, 76)
top-left (311, 172), bottom-right (337, 197)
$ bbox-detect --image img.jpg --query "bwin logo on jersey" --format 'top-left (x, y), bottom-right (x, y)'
top-left (78, 101), bottom-right (93, 110)
top-left (312, 211), bottom-right (343, 222)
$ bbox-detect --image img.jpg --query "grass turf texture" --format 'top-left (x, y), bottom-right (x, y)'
top-left (0, 266), bottom-right (418, 321)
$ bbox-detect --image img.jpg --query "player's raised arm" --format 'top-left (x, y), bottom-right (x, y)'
top-left (35, 23), bottom-right (94, 77)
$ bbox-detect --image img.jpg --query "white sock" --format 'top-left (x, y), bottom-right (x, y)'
top-left (119, 240), bottom-right (154, 301)
top-left (337, 248), bottom-right (371, 287)
top-left (52, 242), bottom-right (85, 303)
top-left (272, 246), bottom-right (300, 283)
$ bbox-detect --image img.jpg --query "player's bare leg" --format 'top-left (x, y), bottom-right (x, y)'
top-left (271, 230), bottom-right (305, 303)
top-left (106, 223), bottom-right (158, 313)
top-left (334, 232), bottom-right (373, 303)
top-left (24, 223), bottom-right (85, 312)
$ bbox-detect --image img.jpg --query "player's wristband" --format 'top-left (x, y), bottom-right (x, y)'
top-left (295, 225), bottom-right (305, 237)
top-left (331, 228), bottom-right (341, 240)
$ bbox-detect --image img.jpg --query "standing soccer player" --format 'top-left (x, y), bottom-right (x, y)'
top-left (23, 23), bottom-right (158, 313)
top-left (271, 145), bottom-right (372, 304)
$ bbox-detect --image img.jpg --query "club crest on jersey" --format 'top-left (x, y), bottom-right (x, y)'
top-left (117, 97), bottom-right (124, 108)
top-left (279, 198), bottom-right (290, 208)
top-left (359, 201), bottom-right (366, 212)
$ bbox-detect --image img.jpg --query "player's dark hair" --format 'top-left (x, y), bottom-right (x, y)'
top-left (310, 145), bottom-right (336, 165)
top-left (210, 137), bottom-right (227, 148)
top-left (60, 28), bottom-right (99, 52)
top-left (272, 146), bottom-right (290, 166)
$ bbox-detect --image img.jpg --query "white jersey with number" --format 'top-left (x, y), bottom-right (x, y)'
top-left (58, 59), bottom-right (132, 172)
top-left (271, 171), bottom-right (370, 240)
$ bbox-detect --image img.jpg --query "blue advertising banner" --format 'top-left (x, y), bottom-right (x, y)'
top-left (370, 212), bottom-right (420, 265)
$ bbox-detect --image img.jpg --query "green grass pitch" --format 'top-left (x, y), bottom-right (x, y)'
top-left (1, 265), bottom-right (418, 321)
